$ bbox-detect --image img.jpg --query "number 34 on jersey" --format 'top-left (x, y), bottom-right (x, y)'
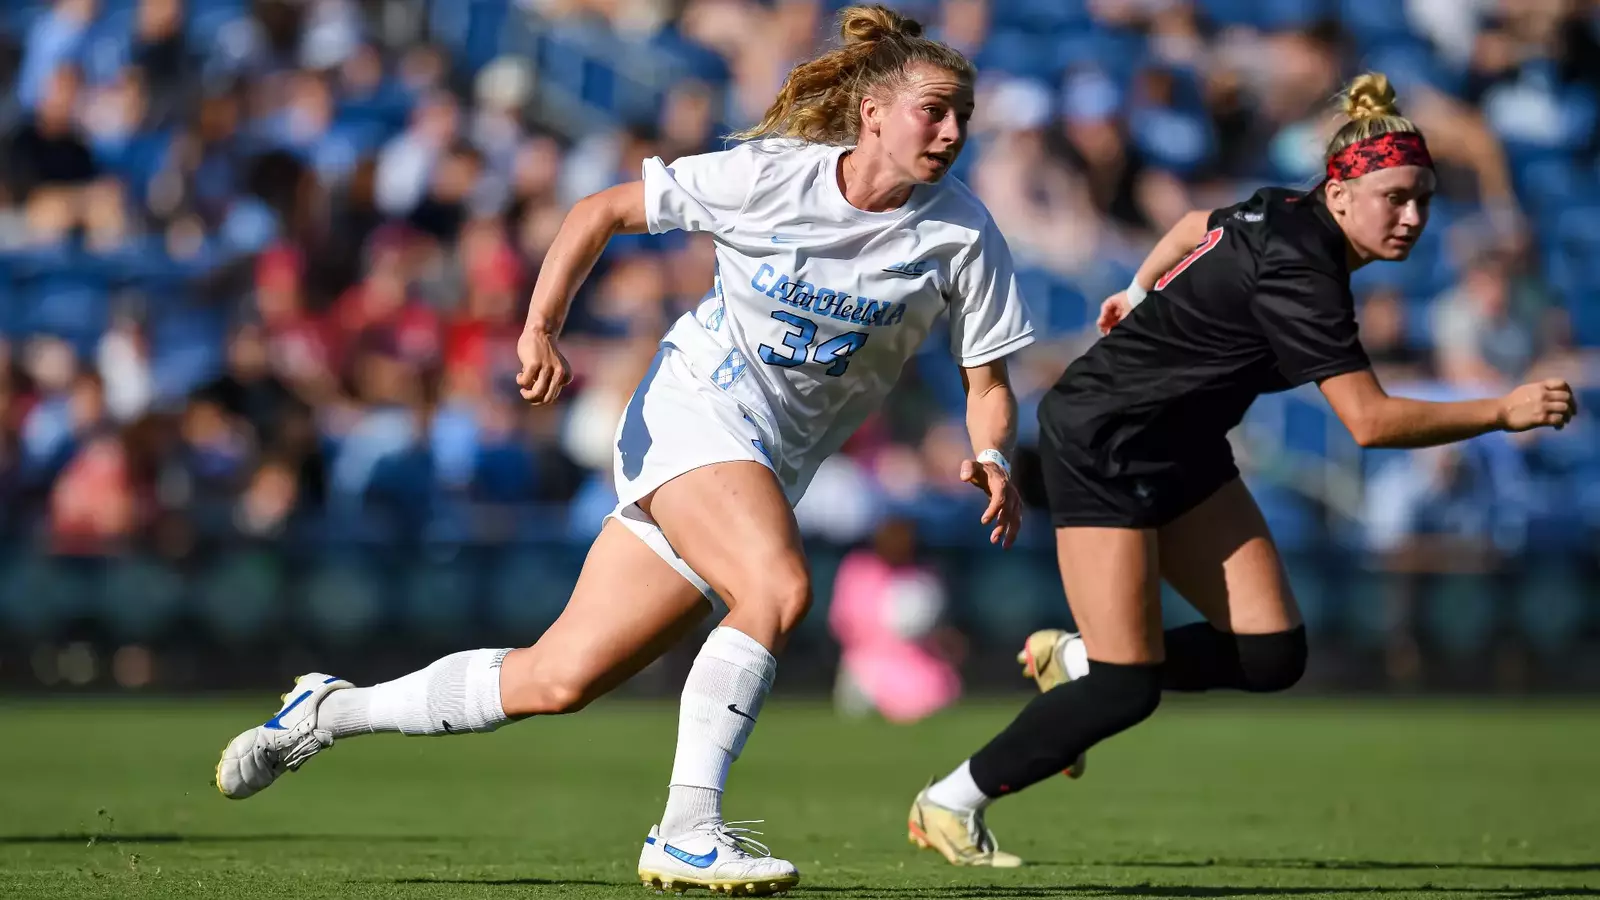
top-left (749, 262), bottom-right (910, 379)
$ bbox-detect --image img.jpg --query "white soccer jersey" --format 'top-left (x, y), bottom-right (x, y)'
top-left (641, 138), bottom-right (1035, 499)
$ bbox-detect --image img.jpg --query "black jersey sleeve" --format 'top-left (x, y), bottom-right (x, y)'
top-left (1207, 187), bottom-right (1298, 230)
top-left (1251, 237), bottom-right (1370, 386)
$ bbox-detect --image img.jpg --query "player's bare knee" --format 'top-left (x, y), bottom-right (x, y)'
top-left (770, 573), bottom-right (813, 636)
top-left (498, 653), bottom-right (595, 716)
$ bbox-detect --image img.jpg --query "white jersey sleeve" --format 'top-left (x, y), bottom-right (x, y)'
top-left (947, 215), bottom-right (1035, 367)
top-left (642, 143), bottom-right (762, 235)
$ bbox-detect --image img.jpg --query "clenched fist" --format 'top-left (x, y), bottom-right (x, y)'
top-left (516, 329), bottom-right (572, 405)
top-left (1499, 378), bottom-right (1578, 433)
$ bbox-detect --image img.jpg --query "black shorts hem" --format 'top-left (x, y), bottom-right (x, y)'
top-left (1046, 479), bottom-right (1230, 530)
top-left (1039, 436), bottom-right (1238, 531)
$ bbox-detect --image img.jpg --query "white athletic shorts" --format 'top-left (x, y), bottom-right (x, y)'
top-left (605, 342), bottom-right (786, 599)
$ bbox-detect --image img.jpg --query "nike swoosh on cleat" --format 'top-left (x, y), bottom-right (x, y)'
top-left (727, 703), bottom-right (756, 722)
top-left (264, 690), bottom-right (312, 730)
top-left (663, 844), bottom-right (718, 868)
top-left (442, 720), bottom-right (457, 734)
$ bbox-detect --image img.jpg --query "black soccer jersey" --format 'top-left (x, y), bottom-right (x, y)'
top-left (1037, 187), bottom-right (1371, 524)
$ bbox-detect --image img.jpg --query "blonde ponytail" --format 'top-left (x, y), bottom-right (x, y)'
top-left (1325, 72), bottom-right (1420, 163)
top-left (733, 4), bottom-right (974, 145)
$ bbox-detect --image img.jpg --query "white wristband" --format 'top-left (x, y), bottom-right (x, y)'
top-left (1126, 277), bottom-right (1149, 308)
top-left (976, 449), bottom-right (1011, 479)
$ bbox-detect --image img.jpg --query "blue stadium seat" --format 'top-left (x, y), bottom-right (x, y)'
top-left (1338, 0), bottom-right (1413, 47)
top-left (1193, 0), bottom-right (1262, 28)
top-left (1256, 0), bottom-right (1333, 31)
top-left (1361, 39), bottom-right (1467, 99)
top-left (1054, 29), bottom-right (1146, 86)
top-left (0, 4), bottom-right (47, 40)
top-left (1516, 158), bottom-right (1600, 219)
top-left (14, 254), bottom-right (112, 357)
top-left (463, 0), bottom-right (511, 75)
top-left (988, 0), bottom-right (1090, 34)
top-left (976, 30), bottom-right (1059, 81)
top-left (650, 27), bottom-right (732, 86)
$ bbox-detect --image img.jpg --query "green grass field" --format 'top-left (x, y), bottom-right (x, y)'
top-left (1, 696), bottom-right (1597, 899)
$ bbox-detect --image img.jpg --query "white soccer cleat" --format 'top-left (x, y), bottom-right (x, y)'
top-left (215, 672), bottom-right (353, 800)
top-left (1018, 629), bottom-right (1088, 778)
top-left (638, 821), bottom-right (800, 895)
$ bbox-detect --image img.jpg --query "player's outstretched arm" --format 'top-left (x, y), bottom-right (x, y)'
top-left (958, 359), bottom-right (1023, 548)
top-left (1098, 209), bottom-right (1213, 333)
top-left (516, 181), bottom-right (649, 404)
top-left (1318, 368), bottom-right (1577, 449)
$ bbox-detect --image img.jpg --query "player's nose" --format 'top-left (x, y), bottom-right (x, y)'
top-left (937, 116), bottom-right (963, 146)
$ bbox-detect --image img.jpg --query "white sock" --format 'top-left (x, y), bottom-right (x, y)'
top-left (318, 648), bottom-right (510, 738)
top-left (659, 626), bottom-right (776, 836)
top-left (925, 759), bottom-right (991, 813)
top-left (1063, 634), bottom-right (1090, 681)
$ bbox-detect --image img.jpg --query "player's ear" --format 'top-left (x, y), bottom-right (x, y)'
top-left (1324, 179), bottom-right (1349, 216)
top-left (860, 93), bottom-right (882, 137)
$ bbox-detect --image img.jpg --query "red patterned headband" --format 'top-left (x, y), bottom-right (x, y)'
top-left (1326, 131), bottom-right (1433, 181)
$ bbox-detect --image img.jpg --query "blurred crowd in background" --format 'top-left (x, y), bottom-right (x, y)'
top-left (4, 0), bottom-right (1600, 694)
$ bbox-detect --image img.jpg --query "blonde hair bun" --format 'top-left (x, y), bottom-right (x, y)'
top-left (840, 4), bottom-right (923, 46)
top-left (1343, 72), bottom-right (1400, 122)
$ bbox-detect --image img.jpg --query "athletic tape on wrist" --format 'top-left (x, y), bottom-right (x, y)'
top-left (976, 449), bottom-right (1011, 479)
top-left (1126, 279), bottom-right (1149, 308)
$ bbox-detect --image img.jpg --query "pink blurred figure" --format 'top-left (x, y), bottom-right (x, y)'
top-left (829, 517), bottom-right (963, 723)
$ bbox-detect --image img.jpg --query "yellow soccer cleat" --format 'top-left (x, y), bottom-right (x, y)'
top-left (906, 785), bottom-right (1022, 868)
top-left (1018, 629), bottom-right (1087, 779)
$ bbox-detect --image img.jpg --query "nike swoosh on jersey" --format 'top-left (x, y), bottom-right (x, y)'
top-left (663, 844), bottom-right (718, 868)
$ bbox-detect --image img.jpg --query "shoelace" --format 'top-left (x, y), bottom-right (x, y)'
top-left (713, 820), bottom-right (773, 859)
top-left (963, 810), bottom-right (1002, 857)
top-left (263, 719), bottom-right (330, 772)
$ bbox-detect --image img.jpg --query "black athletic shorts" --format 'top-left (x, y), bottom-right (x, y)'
top-left (1036, 421), bottom-right (1238, 530)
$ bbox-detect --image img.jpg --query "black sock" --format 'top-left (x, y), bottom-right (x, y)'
top-left (1162, 624), bottom-right (1307, 693)
top-left (968, 661), bottom-right (1161, 797)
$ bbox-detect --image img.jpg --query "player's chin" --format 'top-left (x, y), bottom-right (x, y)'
top-left (917, 154), bottom-right (955, 182)
top-left (1380, 237), bottom-right (1418, 261)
